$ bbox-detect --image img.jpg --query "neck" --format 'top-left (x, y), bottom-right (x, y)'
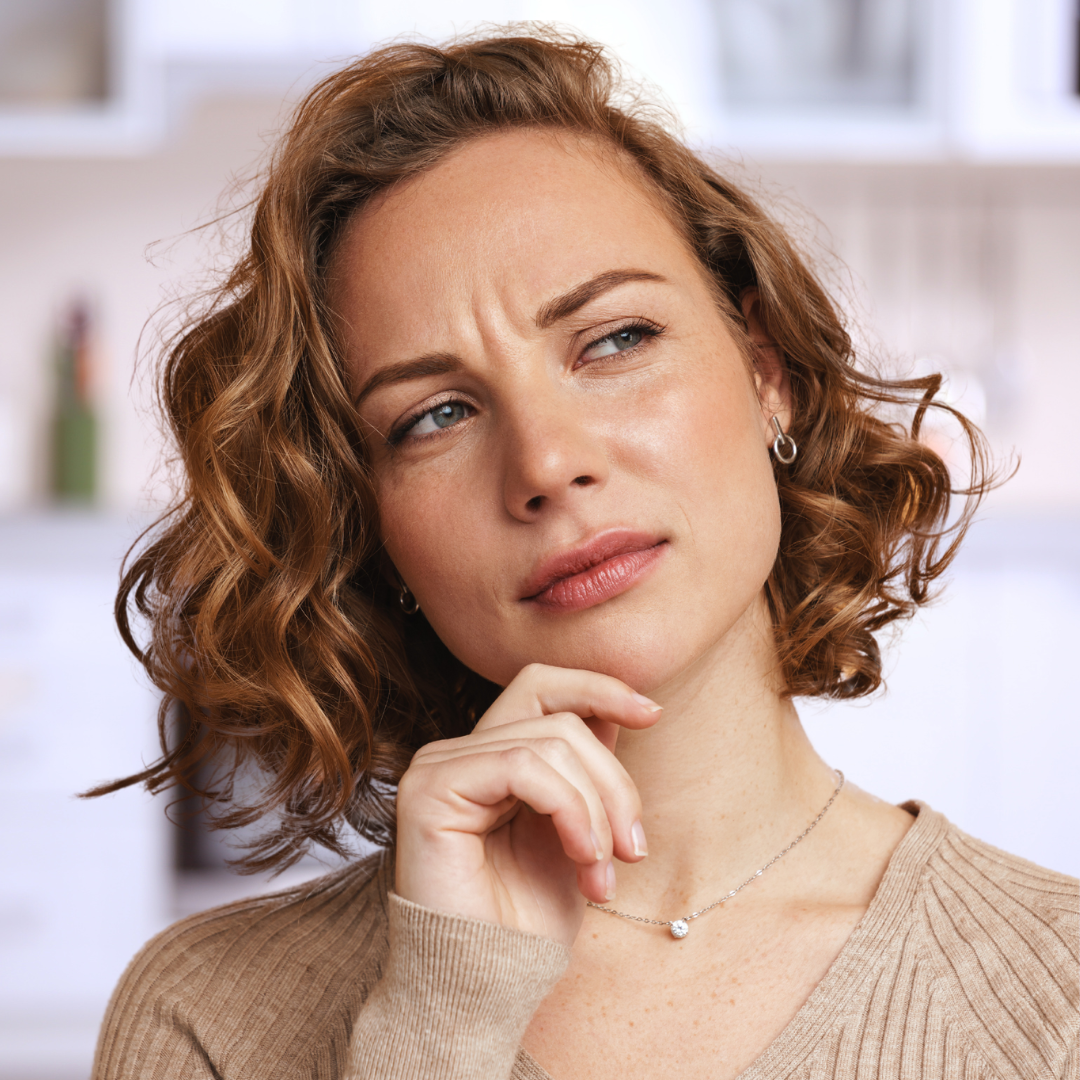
top-left (609, 592), bottom-right (839, 915)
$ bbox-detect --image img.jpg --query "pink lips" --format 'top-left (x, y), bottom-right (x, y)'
top-left (520, 531), bottom-right (668, 612)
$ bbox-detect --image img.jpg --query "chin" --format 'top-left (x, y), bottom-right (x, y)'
top-left (571, 636), bottom-right (720, 697)
top-left (468, 611), bottom-right (716, 694)
top-left (433, 574), bottom-right (772, 693)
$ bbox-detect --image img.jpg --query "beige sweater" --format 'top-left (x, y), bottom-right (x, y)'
top-left (93, 804), bottom-right (1079, 1079)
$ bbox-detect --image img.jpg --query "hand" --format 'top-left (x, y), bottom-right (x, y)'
top-left (394, 663), bottom-right (662, 946)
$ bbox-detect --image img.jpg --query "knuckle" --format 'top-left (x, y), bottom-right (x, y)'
top-left (557, 780), bottom-right (588, 815)
top-left (618, 780), bottom-right (644, 817)
top-left (553, 711), bottom-right (585, 734)
top-left (394, 780), bottom-right (423, 817)
top-left (536, 736), bottom-right (574, 765)
top-left (572, 790), bottom-right (592, 822)
top-left (500, 744), bottom-right (538, 770)
top-left (409, 738), bottom-right (448, 764)
top-left (518, 662), bottom-right (551, 686)
top-left (396, 766), bottom-right (426, 799)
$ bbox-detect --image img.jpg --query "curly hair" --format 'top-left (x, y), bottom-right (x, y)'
top-left (88, 29), bottom-right (997, 871)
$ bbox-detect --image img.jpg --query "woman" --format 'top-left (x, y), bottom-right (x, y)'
top-left (91, 30), bottom-right (1077, 1080)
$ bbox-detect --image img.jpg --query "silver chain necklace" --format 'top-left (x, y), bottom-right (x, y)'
top-left (587, 771), bottom-right (845, 939)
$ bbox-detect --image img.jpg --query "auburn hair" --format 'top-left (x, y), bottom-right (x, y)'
top-left (90, 29), bottom-right (997, 870)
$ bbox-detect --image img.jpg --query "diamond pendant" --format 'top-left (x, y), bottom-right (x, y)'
top-left (669, 919), bottom-right (689, 938)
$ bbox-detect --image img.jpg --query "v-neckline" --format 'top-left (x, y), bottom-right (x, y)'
top-left (512, 801), bottom-right (948, 1080)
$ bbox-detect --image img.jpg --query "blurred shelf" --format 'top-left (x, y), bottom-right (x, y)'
top-left (0, 0), bottom-right (1078, 162)
top-left (707, 0), bottom-right (1080, 163)
top-left (0, 509), bottom-right (150, 572)
top-left (956, 514), bottom-right (1080, 567)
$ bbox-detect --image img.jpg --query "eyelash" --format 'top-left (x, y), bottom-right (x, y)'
top-left (387, 318), bottom-right (665, 447)
top-left (577, 318), bottom-right (664, 366)
top-left (387, 392), bottom-right (466, 447)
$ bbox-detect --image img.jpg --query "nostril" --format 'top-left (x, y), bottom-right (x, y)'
top-left (522, 477), bottom-right (594, 514)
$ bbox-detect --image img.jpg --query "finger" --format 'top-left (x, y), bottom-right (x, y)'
top-left (422, 716), bottom-right (645, 863)
top-left (479, 664), bottom-right (663, 739)
top-left (578, 857), bottom-right (617, 907)
top-left (403, 748), bottom-right (604, 871)
top-left (417, 729), bottom-right (615, 861)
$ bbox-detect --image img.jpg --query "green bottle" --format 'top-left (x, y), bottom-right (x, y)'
top-left (51, 300), bottom-right (97, 502)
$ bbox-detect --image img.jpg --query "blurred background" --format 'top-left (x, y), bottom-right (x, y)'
top-left (1, 1), bottom-right (1078, 1076)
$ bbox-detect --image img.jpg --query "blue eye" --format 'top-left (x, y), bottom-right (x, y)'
top-left (411, 401), bottom-right (469, 437)
top-left (582, 326), bottom-right (647, 360)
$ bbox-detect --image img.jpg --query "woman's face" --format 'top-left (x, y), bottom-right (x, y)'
top-left (330, 130), bottom-right (785, 692)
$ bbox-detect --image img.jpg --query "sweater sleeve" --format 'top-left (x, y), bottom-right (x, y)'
top-left (346, 893), bottom-right (571, 1080)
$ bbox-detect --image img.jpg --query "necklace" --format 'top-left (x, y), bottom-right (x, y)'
top-left (587, 770), bottom-right (845, 939)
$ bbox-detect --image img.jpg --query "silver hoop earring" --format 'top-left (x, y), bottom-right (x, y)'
top-left (398, 583), bottom-right (420, 615)
top-left (771, 416), bottom-right (797, 465)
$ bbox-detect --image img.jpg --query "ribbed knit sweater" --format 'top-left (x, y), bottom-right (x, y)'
top-left (93, 804), bottom-right (1079, 1079)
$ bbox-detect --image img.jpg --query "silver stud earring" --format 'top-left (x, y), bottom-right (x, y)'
top-left (771, 416), bottom-right (797, 464)
top-left (398, 583), bottom-right (420, 615)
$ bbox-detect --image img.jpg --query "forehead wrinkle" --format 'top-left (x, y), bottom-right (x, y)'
top-left (334, 128), bottom-right (725, 399)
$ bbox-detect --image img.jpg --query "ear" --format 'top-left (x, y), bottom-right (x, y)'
top-left (740, 287), bottom-right (792, 443)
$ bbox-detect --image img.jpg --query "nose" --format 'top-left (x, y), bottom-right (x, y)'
top-left (499, 384), bottom-right (609, 521)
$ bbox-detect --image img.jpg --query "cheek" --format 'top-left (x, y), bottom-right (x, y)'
top-left (379, 473), bottom-right (517, 684)
top-left (376, 466), bottom-right (483, 606)
top-left (375, 459), bottom-right (511, 667)
top-left (636, 360), bottom-right (781, 592)
top-left (619, 357), bottom-right (774, 509)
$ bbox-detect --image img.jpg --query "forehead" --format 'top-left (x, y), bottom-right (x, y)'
top-left (326, 129), bottom-right (699, 342)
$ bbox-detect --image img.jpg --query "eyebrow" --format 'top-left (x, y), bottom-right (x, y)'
top-left (352, 268), bottom-right (666, 407)
top-left (535, 269), bottom-right (666, 329)
top-left (352, 353), bottom-right (462, 408)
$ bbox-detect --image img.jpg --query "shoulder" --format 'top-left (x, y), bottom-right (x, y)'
top-left (93, 849), bottom-right (391, 1080)
top-left (917, 814), bottom-right (1078, 976)
top-left (909, 808), bottom-right (1078, 1079)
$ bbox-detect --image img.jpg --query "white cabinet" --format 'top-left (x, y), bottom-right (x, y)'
top-left (802, 517), bottom-right (1080, 879)
top-left (0, 514), bottom-right (167, 1079)
top-left (709, 0), bottom-right (1080, 160)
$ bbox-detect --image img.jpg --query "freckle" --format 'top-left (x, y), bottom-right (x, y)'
top-left (628, 1021), bottom-right (634, 1027)
top-left (592, 932), bottom-right (599, 938)
top-left (667, 1001), bottom-right (674, 1007)
top-left (729, 998), bottom-right (735, 1005)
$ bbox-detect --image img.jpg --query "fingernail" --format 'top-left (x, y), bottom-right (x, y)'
top-left (632, 693), bottom-right (663, 713)
top-left (631, 820), bottom-right (648, 857)
top-left (605, 862), bottom-right (616, 901)
top-left (590, 828), bottom-right (604, 862)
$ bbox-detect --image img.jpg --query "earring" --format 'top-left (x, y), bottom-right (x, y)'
top-left (771, 416), bottom-right (797, 464)
top-left (398, 583), bottom-right (420, 615)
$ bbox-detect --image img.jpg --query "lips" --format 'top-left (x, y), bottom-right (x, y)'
top-left (520, 530), bottom-right (668, 612)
